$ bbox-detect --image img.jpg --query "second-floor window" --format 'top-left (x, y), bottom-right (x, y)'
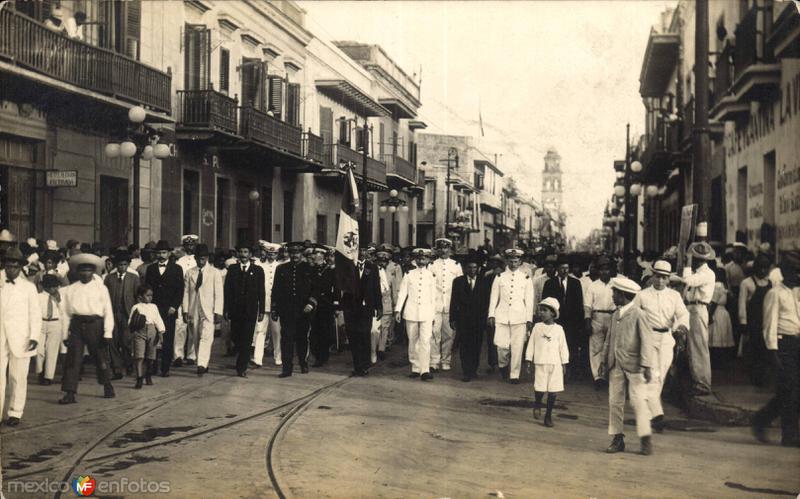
top-left (286, 83), bottom-right (300, 126)
top-left (268, 76), bottom-right (283, 119)
top-left (241, 58), bottom-right (265, 110)
top-left (97, 0), bottom-right (141, 60)
top-left (184, 24), bottom-right (210, 90)
top-left (219, 48), bottom-right (230, 94)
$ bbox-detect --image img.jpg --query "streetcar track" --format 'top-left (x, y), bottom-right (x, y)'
top-left (49, 376), bottom-right (230, 498)
top-left (265, 376), bottom-right (353, 499)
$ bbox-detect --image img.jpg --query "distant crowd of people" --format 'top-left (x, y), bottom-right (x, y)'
top-left (0, 226), bottom-right (798, 458)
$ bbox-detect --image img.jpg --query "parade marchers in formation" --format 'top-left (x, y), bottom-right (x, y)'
top-left (0, 229), bottom-right (799, 456)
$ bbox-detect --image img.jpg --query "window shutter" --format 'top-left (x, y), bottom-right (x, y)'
top-left (219, 49), bottom-right (230, 94)
top-left (125, 0), bottom-right (141, 60)
top-left (97, 0), bottom-right (112, 49)
top-left (355, 127), bottom-right (364, 152)
top-left (200, 27), bottom-right (210, 89)
top-left (184, 24), bottom-right (210, 90)
top-left (379, 123), bottom-right (385, 157)
top-left (268, 76), bottom-right (283, 119)
top-left (338, 119), bottom-right (349, 145)
top-left (289, 83), bottom-right (300, 126)
top-left (241, 60), bottom-right (256, 107)
top-left (258, 61), bottom-right (267, 111)
top-left (319, 107), bottom-right (333, 144)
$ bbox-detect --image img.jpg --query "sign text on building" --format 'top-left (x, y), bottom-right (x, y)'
top-left (45, 170), bottom-right (78, 187)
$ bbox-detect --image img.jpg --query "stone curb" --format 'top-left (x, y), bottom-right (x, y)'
top-left (686, 394), bottom-right (755, 426)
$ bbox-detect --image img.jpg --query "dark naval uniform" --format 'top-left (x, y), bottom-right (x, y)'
top-left (272, 260), bottom-right (317, 375)
top-left (310, 264), bottom-right (337, 367)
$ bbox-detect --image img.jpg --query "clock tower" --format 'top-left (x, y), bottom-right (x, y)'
top-left (542, 148), bottom-right (562, 215)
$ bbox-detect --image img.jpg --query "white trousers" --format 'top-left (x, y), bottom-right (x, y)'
top-left (370, 317), bottom-right (382, 364)
top-left (647, 331), bottom-right (676, 418)
top-left (379, 315), bottom-right (393, 352)
top-left (252, 315), bottom-right (281, 366)
top-left (36, 320), bottom-right (62, 380)
top-left (0, 343), bottom-right (30, 419)
top-left (608, 364), bottom-right (652, 437)
top-left (190, 311), bottom-right (215, 369)
top-left (174, 307), bottom-right (196, 361)
top-left (431, 312), bottom-right (455, 369)
top-left (688, 305), bottom-right (712, 392)
top-left (406, 320), bottom-right (432, 374)
top-left (590, 314), bottom-right (612, 380)
top-left (495, 323), bottom-right (527, 380)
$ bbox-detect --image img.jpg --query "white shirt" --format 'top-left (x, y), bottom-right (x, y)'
top-left (636, 286), bottom-right (689, 331)
top-left (524, 322), bottom-right (569, 365)
top-left (39, 291), bottom-right (61, 320)
top-left (429, 258), bottom-right (462, 313)
top-left (177, 254), bottom-right (197, 275)
top-left (395, 267), bottom-right (438, 322)
top-left (254, 259), bottom-right (280, 312)
top-left (683, 263), bottom-right (716, 304)
top-left (584, 279), bottom-right (615, 318)
top-left (129, 303), bottom-right (166, 333)
top-left (762, 283), bottom-right (800, 350)
top-left (532, 273), bottom-right (550, 307)
top-left (60, 279), bottom-right (115, 339)
top-left (0, 276), bottom-right (42, 358)
top-left (488, 267), bottom-right (534, 325)
top-left (130, 257), bottom-right (144, 271)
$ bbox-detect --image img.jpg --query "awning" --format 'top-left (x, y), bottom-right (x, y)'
top-left (315, 80), bottom-right (390, 117)
top-left (379, 98), bottom-right (416, 119)
top-left (639, 32), bottom-right (679, 97)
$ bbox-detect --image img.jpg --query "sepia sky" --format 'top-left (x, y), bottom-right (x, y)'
top-left (300, 0), bottom-right (673, 240)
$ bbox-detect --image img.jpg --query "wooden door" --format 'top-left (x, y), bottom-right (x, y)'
top-left (100, 175), bottom-right (129, 248)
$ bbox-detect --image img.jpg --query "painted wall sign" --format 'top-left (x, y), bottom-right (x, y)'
top-left (45, 170), bottom-right (78, 187)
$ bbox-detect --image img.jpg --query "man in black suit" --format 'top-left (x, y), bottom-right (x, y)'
top-left (341, 249), bottom-right (382, 377)
top-left (271, 242), bottom-right (317, 377)
top-left (309, 245), bottom-right (337, 368)
top-left (542, 254), bottom-right (585, 380)
top-left (145, 240), bottom-right (184, 377)
top-left (224, 242), bottom-right (265, 377)
top-left (104, 249), bottom-right (140, 378)
top-left (450, 256), bottom-right (490, 382)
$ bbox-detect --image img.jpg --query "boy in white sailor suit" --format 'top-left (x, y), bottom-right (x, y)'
top-left (182, 244), bottom-right (223, 376)
top-left (525, 297), bottom-right (569, 428)
top-left (429, 238), bottom-right (462, 372)
top-left (252, 241), bottom-right (282, 367)
top-left (395, 248), bottom-right (438, 381)
top-left (488, 248), bottom-right (534, 384)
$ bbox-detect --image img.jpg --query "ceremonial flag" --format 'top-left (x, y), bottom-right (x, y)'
top-left (335, 165), bottom-right (360, 297)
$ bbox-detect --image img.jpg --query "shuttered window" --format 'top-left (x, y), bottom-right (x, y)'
top-left (184, 24), bottom-right (211, 90)
top-left (355, 127), bottom-right (364, 152)
top-left (338, 119), bottom-right (349, 146)
top-left (241, 57), bottom-right (263, 109)
top-left (125, 0), bottom-right (141, 60)
top-left (379, 123), bottom-right (385, 157)
top-left (286, 83), bottom-right (300, 126)
top-left (219, 48), bottom-right (230, 94)
top-left (319, 107), bottom-right (333, 144)
top-left (268, 76), bottom-right (283, 119)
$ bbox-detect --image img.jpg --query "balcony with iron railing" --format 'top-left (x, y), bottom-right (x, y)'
top-left (680, 97), bottom-right (694, 147)
top-left (301, 131), bottom-right (325, 164)
top-left (323, 142), bottom-right (387, 188)
top-left (0, 7), bottom-right (171, 113)
top-left (176, 89), bottom-right (239, 136)
top-left (730, 4), bottom-right (780, 101)
top-left (383, 152), bottom-right (417, 185)
top-left (240, 106), bottom-right (302, 156)
top-left (640, 117), bottom-right (679, 181)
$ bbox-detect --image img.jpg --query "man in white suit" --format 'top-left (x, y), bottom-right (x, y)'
top-left (174, 234), bottom-right (198, 366)
top-left (0, 247), bottom-right (41, 426)
top-left (182, 244), bottom-right (223, 376)
top-left (395, 248), bottom-right (437, 381)
top-left (488, 248), bottom-right (534, 384)
top-left (429, 238), bottom-right (462, 372)
top-left (252, 241), bottom-right (282, 367)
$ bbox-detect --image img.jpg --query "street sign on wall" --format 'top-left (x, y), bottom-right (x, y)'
top-left (45, 170), bottom-right (78, 187)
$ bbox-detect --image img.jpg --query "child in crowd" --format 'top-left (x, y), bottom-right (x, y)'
top-left (709, 267), bottom-right (735, 368)
top-left (129, 285), bottom-right (165, 389)
top-left (525, 297), bottom-right (569, 428)
top-left (36, 274), bottom-right (63, 385)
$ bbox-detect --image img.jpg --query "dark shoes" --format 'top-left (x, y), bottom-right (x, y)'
top-left (420, 372), bottom-right (433, 381)
top-left (237, 371), bottom-right (248, 378)
top-left (197, 367), bottom-right (208, 377)
top-left (651, 415), bottom-right (666, 434)
top-left (160, 371), bottom-right (170, 378)
top-left (351, 370), bottom-right (368, 377)
top-left (185, 359), bottom-right (196, 366)
top-left (103, 383), bottom-right (116, 399)
top-left (58, 392), bottom-right (77, 405)
top-left (486, 366), bottom-right (496, 374)
top-left (300, 365), bottom-right (309, 374)
top-left (5, 417), bottom-right (20, 427)
top-left (248, 361), bottom-right (261, 369)
top-left (430, 367), bottom-right (440, 374)
top-left (278, 372), bottom-right (292, 378)
top-left (135, 377), bottom-right (143, 389)
top-left (111, 373), bottom-right (124, 381)
top-left (544, 414), bottom-right (554, 428)
top-left (408, 372), bottom-right (420, 378)
top-left (39, 377), bottom-right (52, 386)
top-left (593, 379), bottom-right (607, 391)
top-left (640, 436), bottom-right (653, 455)
top-left (377, 351), bottom-right (386, 361)
top-left (173, 358), bottom-right (183, 368)
top-left (606, 434), bottom-right (625, 453)
top-left (751, 422), bottom-right (769, 443)
top-left (509, 378), bottom-right (520, 385)
top-left (461, 376), bottom-right (472, 382)
top-left (145, 374), bottom-right (154, 385)
top-left (533, 403), bottom-right (542, 420)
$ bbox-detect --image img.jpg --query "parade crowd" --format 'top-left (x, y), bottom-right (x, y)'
top-left (0, 227), bottom-right (798, 458)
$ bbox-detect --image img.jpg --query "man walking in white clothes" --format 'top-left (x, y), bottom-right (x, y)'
top-left (488, 248), bottom-right (534, 384)
top-left (182, 244), bottom-right (223, 376)
top-left (395, 248), bottom-right (437, 381)
top-left (174, 234), bottom-right (198, 366)
top-left (584, 256), bottom-right (615, 388)
top-left (253, 241), bottom-right (282, 367)
top-left (429, 238), bottom-right (462, 372)
top-left (637, 260), bottom-right (689, 432)
top-left (0, 247), bottom-right (41, 426)
top-left (678, 242), bottom-right (717, 395)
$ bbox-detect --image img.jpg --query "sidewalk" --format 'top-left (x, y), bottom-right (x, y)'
top-left (684, 359), bottom-right (774, 426)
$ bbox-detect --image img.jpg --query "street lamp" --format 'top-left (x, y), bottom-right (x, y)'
top-left (379, 188), bottom-right (408, 244)
top-left (104, 105), bottom-right (173, 246)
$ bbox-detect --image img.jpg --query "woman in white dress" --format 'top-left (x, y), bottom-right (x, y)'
top-left (709, 268), bottom-right (735, 368)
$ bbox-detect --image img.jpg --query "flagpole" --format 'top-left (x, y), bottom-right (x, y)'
top-left (361, 119), bottom-right (370, 243)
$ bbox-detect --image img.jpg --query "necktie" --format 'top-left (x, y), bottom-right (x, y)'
top-left (195, 268), bottom-right (203, 290)
top-left (5, 278), bottom-right (14, 284)
top-left (119, 273), bottom-right (124, 282)
top-left (469, 278), bottom-right (474, 290)
top-left (47, 295), bottom-right (53, 320)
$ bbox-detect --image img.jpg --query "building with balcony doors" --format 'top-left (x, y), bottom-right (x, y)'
top-left (0, 0), bottom-right (173, 246)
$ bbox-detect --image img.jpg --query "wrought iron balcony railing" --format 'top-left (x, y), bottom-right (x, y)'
top-left (240, 106), bottom-right (302, 156)
top-left (177, 89), bottom-right (238, 136)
